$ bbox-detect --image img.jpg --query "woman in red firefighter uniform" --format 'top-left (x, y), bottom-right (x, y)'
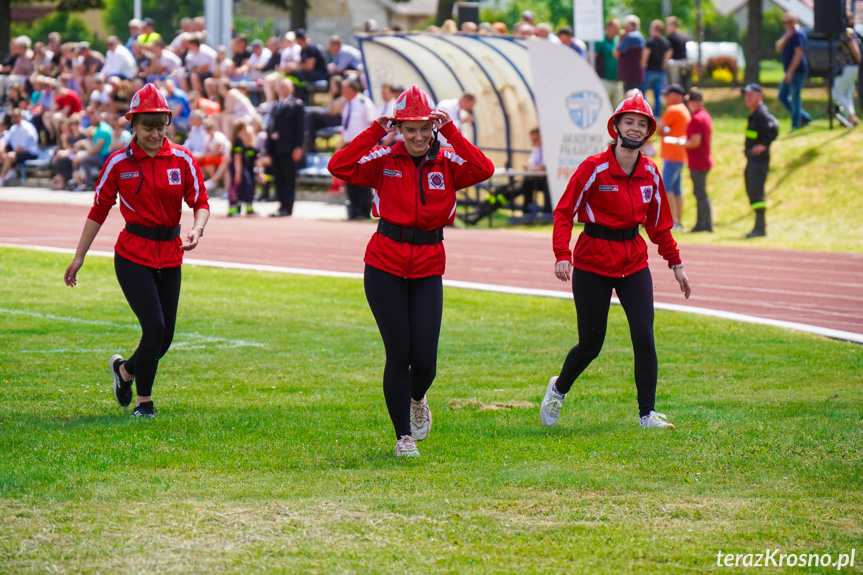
top-left (64, 83), bottom-right (210, 417)
top-left (328, 85), bottom-right (494, 456)
top-left (540, 91), bottom-right (692, 430)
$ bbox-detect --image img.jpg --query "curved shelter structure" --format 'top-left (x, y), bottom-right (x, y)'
top-left (357, 33), bottom-right (611, 205)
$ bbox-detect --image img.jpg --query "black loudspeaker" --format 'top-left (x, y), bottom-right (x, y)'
top-left (456, 3), bottom-right (480, 28)
top-left (814, 0), bottom-right (846, 35)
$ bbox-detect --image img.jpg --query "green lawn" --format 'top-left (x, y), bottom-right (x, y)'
top-left (2, 248), bottom-right (861, 573)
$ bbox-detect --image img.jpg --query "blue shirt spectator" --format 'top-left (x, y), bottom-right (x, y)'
top-left (781, 26), bottom-right (808, 76)
top-left (327, 36), bottom-right (363, 75)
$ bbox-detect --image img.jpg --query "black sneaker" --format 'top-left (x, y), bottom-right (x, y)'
top-left (109, 354), bottom-right (133, 407)
top-left (132, 401), bottom-right (156, 418)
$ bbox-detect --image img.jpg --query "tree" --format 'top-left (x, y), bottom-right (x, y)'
top-left (256, 0), bottom-right (307, 32)
top-left (2, 0), bottom-right (101, 60)
top-left (744, 0), bottom-right (762, 84)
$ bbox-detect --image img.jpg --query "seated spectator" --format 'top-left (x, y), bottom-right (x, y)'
top-left (0, 36), bottom-right (35, 102)
top-left (231, 35), bottom-right (252, 70)
top-left (74, 42), bottom-right (105, 96)
top-left (261, 32), bottom-right (301, 105)
top-left (71, 112), bottom-right (113, 190)
top-left (170, 18), bottom-right (195, 52)
top-left (44, 82), bottom-right (82, 144)
top-left (102, 35), bottom-right (138, 81)
top-left (184, 110), bottom-right (207, 155)
top-left (460, 21), bottom-right (479, 33)
top-left (201, 116), bottom-right (231, 192)
top-left (0, 109), bottom-right (40, 186)
top-left (326, 36), bottom-right (362, 76)
top-left (5, 82), bottom-right (28, 110)
top-left (188, 90), bottom-right (220, 116)
top-left (87, 76), bottom-right (115, 115)
top-left (213, 78), bottom-right (260, 136)
top-left (233, 39), bottom-right (271, 79)
top-left (126, 19), bottom-right (143, 51)
top-left (305, 75), bottom-right (345, 152)
top-left (185, 36), bottom-right (217, 94)
top-left (108, 114), bottom-right (131, 153)
top-left (145, 39), bottom-right (182, 83)
top-left (136, 18), bottom-right (162, 47)
top-left (40, 32), bottom-right (62, 76)
top-left (215, 45), bottom-right (234, 80)
top-left (261, 36), bottom-right (281, 73)
top-left (51, 114), bottom-right (86, 190)
top-left (284, 29), bottom-right (328, 101)
top-left (161, 78), bottom-right (191, 134)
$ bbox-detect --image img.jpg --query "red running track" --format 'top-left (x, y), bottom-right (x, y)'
top-left (2, 201), bottom-right (862, 341)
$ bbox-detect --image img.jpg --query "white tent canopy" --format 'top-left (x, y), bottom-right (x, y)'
top-left (357, 33), bottom-right (538, 172)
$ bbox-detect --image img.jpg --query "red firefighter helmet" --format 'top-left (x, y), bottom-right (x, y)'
top-left (606, 90), bottom-right (656, 140)
top-left (393, 85), bottom-right (435, 121)
top-left (124, 83), bottom-right (172, 121)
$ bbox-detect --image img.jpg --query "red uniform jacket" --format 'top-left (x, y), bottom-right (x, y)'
top-left (87, 138), bottom-right (210, 269)
top-left (328, 121), bottom-right (494, 279)
top-left (553, 145), bottom-right (682, 277)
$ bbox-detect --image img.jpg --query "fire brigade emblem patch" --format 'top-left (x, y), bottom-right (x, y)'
top-left (566, 91), bottom-right (603, 129)
top-left (167, 168), bottom-right (182, 185)
top-left (427, 172), bottom-right (445, 190)
top-left (640, 185), bottom-right (653, 203)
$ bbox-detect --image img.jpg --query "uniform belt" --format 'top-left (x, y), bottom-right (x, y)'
top-left (583, 222), bottom-right (639, 241)
top-left (125, 223), bottom-right (181, 241)
top-left (377, 220), bottom-right (444, 245)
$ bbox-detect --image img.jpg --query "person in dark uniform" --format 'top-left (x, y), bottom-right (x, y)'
top-left (742, 84), bottom-right (779, 238)
top-left (266, 77), bottom-right (305, 217)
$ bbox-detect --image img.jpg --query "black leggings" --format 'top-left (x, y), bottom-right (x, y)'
top-left (555, 267), bottom-right (658, 417)
top-left (364, 264), bottom-right (443, 438)
top-left (114, 254), bottom-right (182, 398)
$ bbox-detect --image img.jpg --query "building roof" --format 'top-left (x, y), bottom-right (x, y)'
top-left (714, 0), bottom-right (814, 27)
top-left (378, 0), bottom-right (437, 17)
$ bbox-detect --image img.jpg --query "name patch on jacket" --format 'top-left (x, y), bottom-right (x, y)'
top-left (120, 172), bottom-right (139, 180)
top-left (167, 168), bottom-right (182, 185)
top-left (383, 169), bottom-right (402, 178)
top-left (640, 185), bottom-right (653, 203)
top-left (598, 185), bottom-right (618, 192)
top-left (427, 172), bottom-right (445, 190)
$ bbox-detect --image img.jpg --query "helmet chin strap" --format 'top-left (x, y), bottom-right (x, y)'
top-left (615, 120), bottom-right (647, 149)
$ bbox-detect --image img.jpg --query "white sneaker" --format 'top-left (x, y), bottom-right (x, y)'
top-left (396, 435), bottom-right (419, 457)
top-left (410, 396), bottom-right (432, 440)
top-left (640, 411), bottom-right (675, 430)
top-left (540, 376), bottom-right (565, 426)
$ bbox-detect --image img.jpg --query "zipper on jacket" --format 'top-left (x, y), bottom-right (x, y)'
top-left (150, 158), bottom-right (162, 270)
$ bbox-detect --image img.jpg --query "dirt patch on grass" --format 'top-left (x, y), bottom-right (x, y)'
top-left (448, 399), bottom-right (535, 411)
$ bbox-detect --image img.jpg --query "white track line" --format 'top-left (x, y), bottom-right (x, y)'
top-left (3, 242), bottom-right (862, 345)
top-left (0, 307), bottom-right (265, 350)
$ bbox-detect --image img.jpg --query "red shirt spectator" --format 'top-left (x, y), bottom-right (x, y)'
top-left (685, 105), bottom-right (714, 172)
top-left (55, 88), bottom-right (83, 115)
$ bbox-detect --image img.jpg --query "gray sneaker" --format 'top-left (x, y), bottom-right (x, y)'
top-left (540, 376), bottom-right (565, 426)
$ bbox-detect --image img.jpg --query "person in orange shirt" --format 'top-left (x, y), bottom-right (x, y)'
top-left (657, 84), bottom-right (690, 230)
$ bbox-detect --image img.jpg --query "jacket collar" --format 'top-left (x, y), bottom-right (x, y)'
top-left (603, 144), bottom-right (650, 179)
top-left (128, 136), bottom-right (172, 161)
top-left (390, 139), bottom-right (442, 164)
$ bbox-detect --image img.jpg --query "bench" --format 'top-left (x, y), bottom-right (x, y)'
top-left (19, 146), bottom-right (58, 180)
top-left (297, 152), bottom-right (332, 185)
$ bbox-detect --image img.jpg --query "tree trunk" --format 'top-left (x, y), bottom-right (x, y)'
top-left (744, 0), bottom-right (762, 84)
top-left (291, 0), bottom-right (306, 31)
top-left (436, 0), bottom-right (456, 26)
top-left (0, 0), bottom-right (11, 62)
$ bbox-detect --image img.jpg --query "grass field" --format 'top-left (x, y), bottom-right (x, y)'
top-left (472, 86), bottom-right (863, 254)
top-left (1, 247), bottom-right (861, 573)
